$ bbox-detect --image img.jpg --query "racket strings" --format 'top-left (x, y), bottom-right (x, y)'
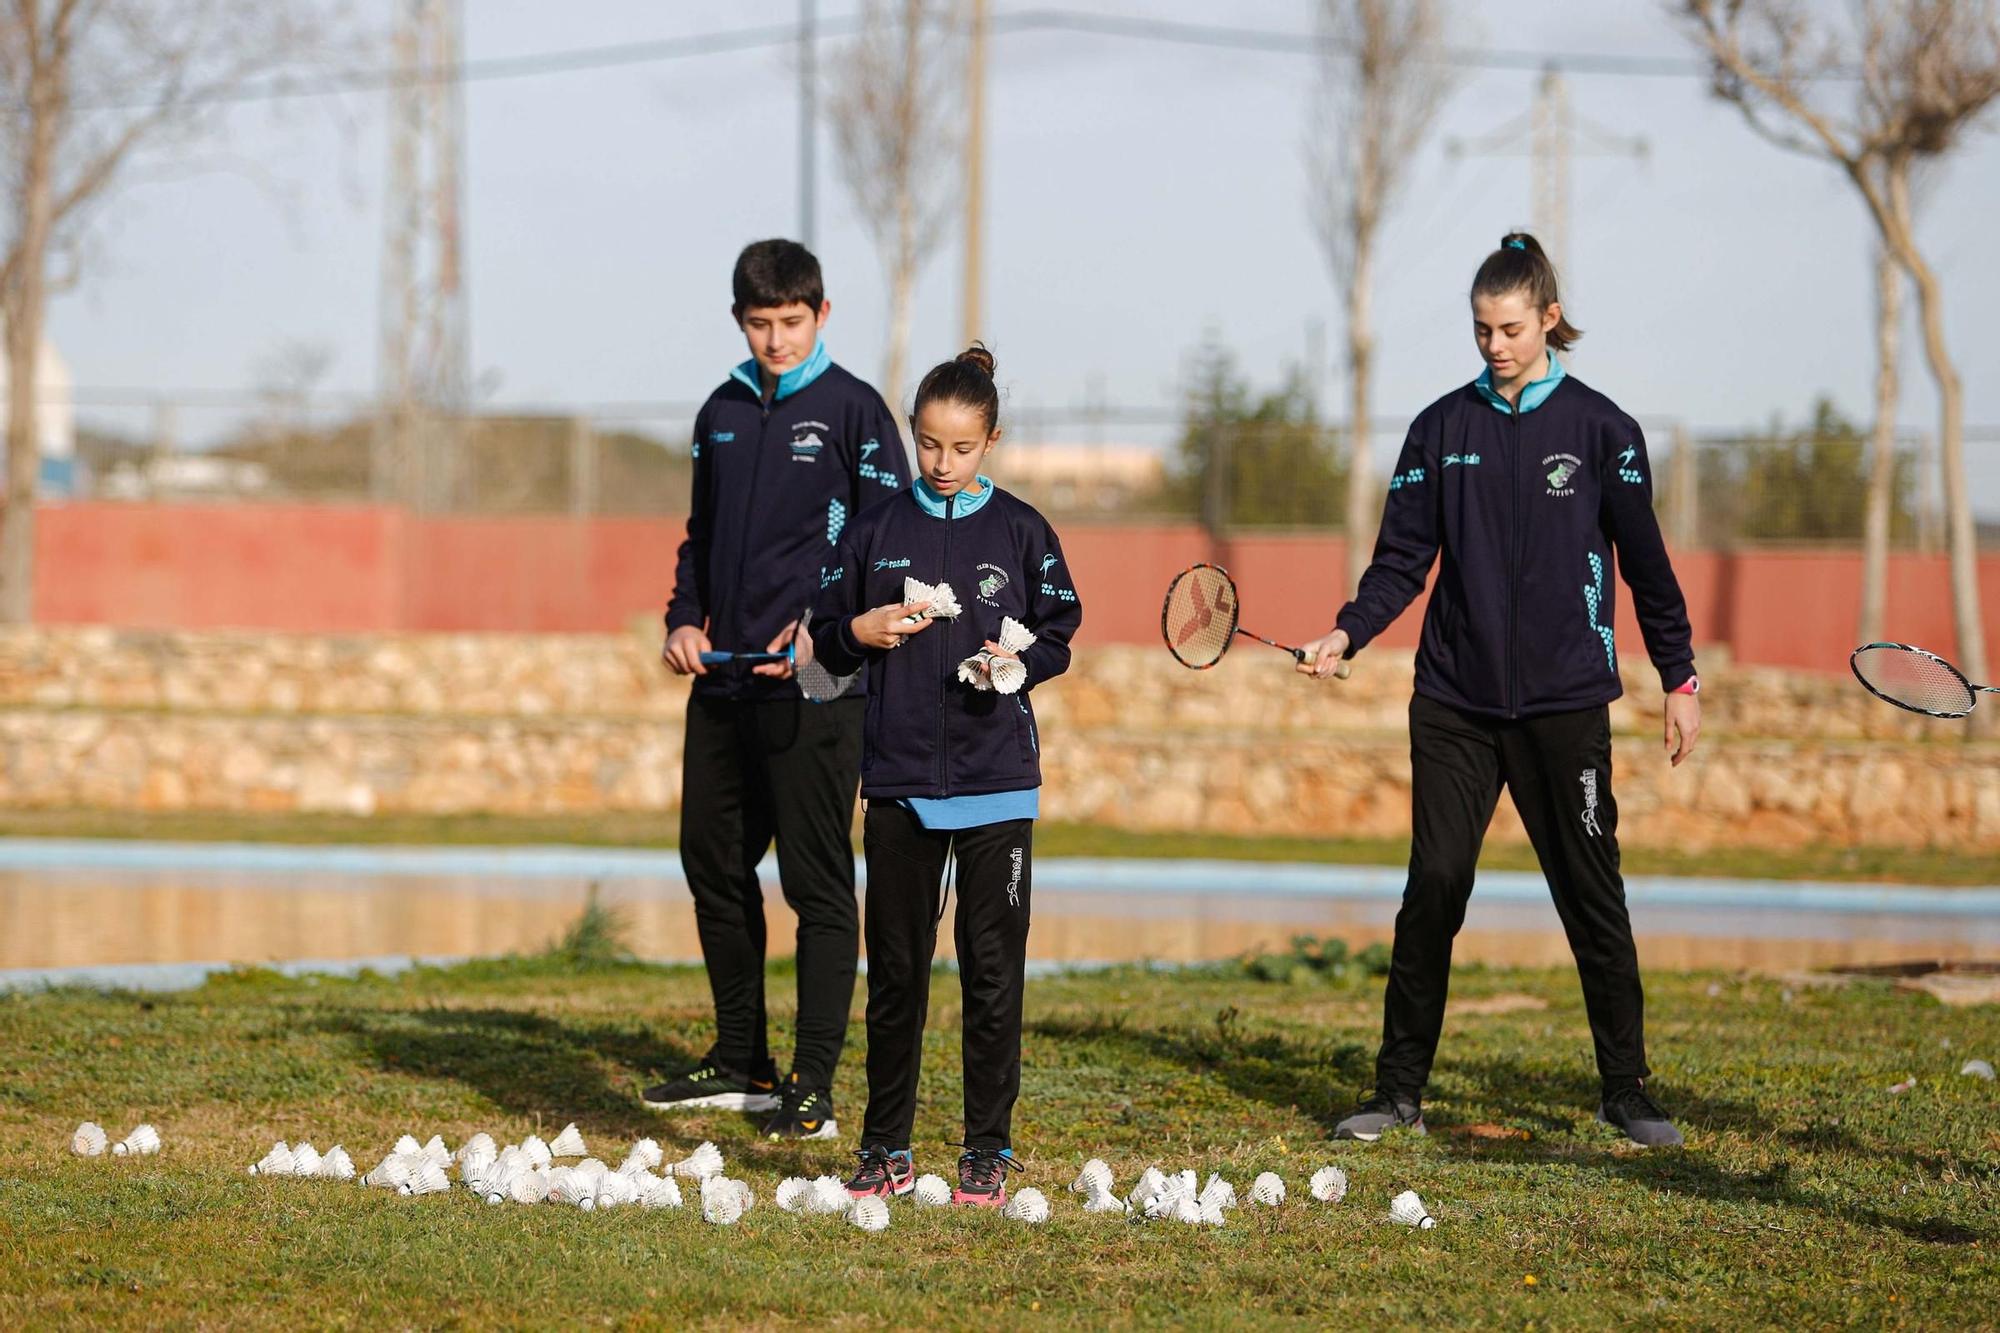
top-left (1163, 567), bottom-right (1238, 668)
top-left (1852, 645), bottom-right (1976, 716)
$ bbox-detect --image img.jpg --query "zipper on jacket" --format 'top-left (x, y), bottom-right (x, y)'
top-left (732, 388), bottom-right (776, 673)
top-left (1507, 396), bottom-right (1521, 719)
top-left (938, 491), bottom-right (954, 796)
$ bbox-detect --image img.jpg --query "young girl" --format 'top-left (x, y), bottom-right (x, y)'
top-left (1302, 233), bottom-right (1701, 1149)
top-left (802, 344), bottom-right (1082, 1205)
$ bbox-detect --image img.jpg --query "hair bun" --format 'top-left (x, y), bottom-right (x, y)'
top-left (955, 343), bottom-right (997, 378)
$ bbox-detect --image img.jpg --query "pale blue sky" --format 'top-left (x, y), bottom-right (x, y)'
top-left (47, 1), bottom-right (2000, 493)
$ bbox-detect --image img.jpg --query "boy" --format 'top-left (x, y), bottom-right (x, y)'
top-left (649, 239), bottom-right (908, 1140)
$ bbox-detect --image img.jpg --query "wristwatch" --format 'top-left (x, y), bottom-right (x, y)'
top-left (1671, 675), bottom-right (1700, 696)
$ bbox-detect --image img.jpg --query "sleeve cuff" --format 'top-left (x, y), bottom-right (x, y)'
top-left (1660, 663), bottom-right (1697, 693)
top-left (1333, 607), bottom-right (1371, 657)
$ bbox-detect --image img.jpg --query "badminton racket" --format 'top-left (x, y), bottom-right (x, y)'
top-left (1160, 562), bottom-right (1349, 676)
top-left (1850, 641), bottom-right (1997, 719)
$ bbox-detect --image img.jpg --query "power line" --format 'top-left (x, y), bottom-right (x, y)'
top-left (46, 7), bottom-right (1850, 114)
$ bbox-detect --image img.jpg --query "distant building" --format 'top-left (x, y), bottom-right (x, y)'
top-left (988, 441), bottom-right (1166, 513)
top-left (0, 329), bottom-right (78, 497)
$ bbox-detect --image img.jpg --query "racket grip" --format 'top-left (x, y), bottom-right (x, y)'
top-left (698, 651), bottom-right (732, 665)
top-left (1295, 645), bottom-right (1354, 679)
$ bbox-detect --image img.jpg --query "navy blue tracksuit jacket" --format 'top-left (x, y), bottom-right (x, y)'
top-left (666, 344), bottom-right (909, 702)
top-left (1336, 370), bottom-right (1694, 719)
top-left (810, 480), bottom-right (1082, 799)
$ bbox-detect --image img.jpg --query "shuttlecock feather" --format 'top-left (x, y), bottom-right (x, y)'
top-left (249, 1141), bottom-right (295, 1177)
top-left (318, 1146), bottom-right (356, 1180)
top-left (545, 1166), bottom-right (585, 1206)
top-left (641, 1174), bottom-right (684, 1210)
top-left (71, 1122), bottom-right (107, 1157)
top-left (808, 1176), bottom-right (850, 1215)
top-left (847, 1194), bottom-right (891, 1233)
top-left (405, 1160), bottom-right (451, 1197)
top-left (1251, 1172), bottom-right (1286, 1206)
top-left (1388, 1189), bottom-right (1436, 1229)
top-left (1003, 1186), bottom-right (1051, 1224)
top-left (703, 1187), bottom-right (745, 1226)
top-left (1128, 1166), bottom-right (1168, 1209)
top-left (1962, 1058), bottom-right (1997, 1081)
top-left (1198, 1175), bottom-right (1237, 1211)
top-left (1310, 1166), bottom-right (1349, 1203)
top-left (595, 1171), bottom-right (639, 1210)
top-left (671, 1141), bottom-right (725, 1180)
top-left (455, 1132), bottom-right (496, 1167)
top-left (1199, 1200), bottom-right (1228, 1227)
top-left (420, 1135), bottom-right (451, 1168)
top-left (291, 1143), bottom-right (324, 1178)
top-left (1070, 1159), bottom-right (1113, 1196)
top-left (393, 1134), bottom-right (422, 1157)
top-left (625, 1138), bottom-right (664, 1170)
top-left (1172, 1196), bottom-right (1204, 1225)
top-left (1083, 1187), bottom-right (1131, 1215)
top-left (519, 1135), bottom-right (552, 1169)
top-left (901, 577), bottom-right (961, 621)
top-left (913, 1173), bottom-right (953, 1207)
top-left (776, 1176), bottom-right (813, 1213)
top-left (112, 1124), bottom-right (161, 1157)
top-left (549, 1123), bottom-right (588, 1158)
top-left (507, 1168), bottom-right (549, 1205)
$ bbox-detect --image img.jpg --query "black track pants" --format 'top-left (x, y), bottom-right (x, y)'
top-left (858, 802), bottom-right (1033, 1152)
top-left (1374, 693), bottom-right (1650, 1096)
top-left (679, 695), bottom-right (863, 1088)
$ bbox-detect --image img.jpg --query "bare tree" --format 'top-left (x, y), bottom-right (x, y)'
top-left (1859, 240), bottom-right (1900, 644)
top-left (1676, 0), bottom-right (2000, 685)
top-left (828, 0), bottom-right (961, 430)
top-left (0, 1), bottom-right (347, 623)
top-left (1307, 0), bottom-right (1456, 594)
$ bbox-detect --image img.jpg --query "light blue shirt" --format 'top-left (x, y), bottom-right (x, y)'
top-left (1475, 351), bottom-right (1566, 415)
top-left (729, 338), bottom-right (832, 403)
top-left (901, 790), bottom-right (1040, 829)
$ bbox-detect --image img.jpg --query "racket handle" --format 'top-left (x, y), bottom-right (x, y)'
top-left (1294, 645), bottom-right (1353, 680)
top-left (698, 651), bottom-right (732, 665)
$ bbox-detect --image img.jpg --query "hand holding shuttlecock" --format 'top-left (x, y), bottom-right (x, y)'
top-left (900, 578), bottom-right (962, 624)
top-left (958, 617), bottom-right (1037, 693)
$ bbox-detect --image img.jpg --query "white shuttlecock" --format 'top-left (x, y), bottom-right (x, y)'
top-left (775, 1177), bottom-right (813, 1213)
top-left (1962, 1059), bottom-right (1997, 1081)
top-left (364, 1152), bottom-right (415, 1190)
top-left (703, 1189), bottom-right (746, 1226)
top-left (846, 1194), bottom-right (890, 1233)
top-left (808, 1176), bottom-right (850, 1215)
top-left (545, 1166), bottom-right (584, 1206)
top-left (405, 1160), bottom-right (451, 1197)
top-left (912, 1173), bottom-right (953, 1207)
top-left (319, 1146), bottom-right (356, 1181)
top-left (455, 1132), bottom-right (496, 1166)
top-left (71, 1122), bottom-right (107, 1157)
top-left (248, 1141), bottom-right (295, 1177)
top-left (901, 577), bottom-right (962, 622)
top-left (112, 1124), bottom-right (161, 1157)
top-left (595, 1172), bottom-right (639, 1210)
top-left (1198, 1175), bottom-right (1237, 1211)
top-left (1388, 1189), bottom-right (1436, 1229)
top-left (1310, 1166), bottom-right (1349, 1204)
top-left (641, 1175), bottom-right (684, 1210)
top-left (1174, 1169), bottom-right (1199, 1196)
top-left (1172, 1196), bottom-right (1204, 1226)
top-left (1251, 1172), bottom-right (1286, 1207)
top-left (1070, 1159), bottom-right (1113, 1196)
top-left (1128, 1166), bottom-right (1167, 1208)
top-left (670, 1141), bottom-right (725, 1180)
top-left (457, 1139), bottom-right (498, 1180)
top-left (701, 1175), bottom-right (752, 1213)
top-left (393, 1134), bottom-right (422, 1157)
top-left (1003, 1187), bottom-right (1051, 1224)
top-left (291, 1143), bottom-right (324, 1178)
top-left (1083, 1187), bottom-right (1131, 1215)
top-left (1198, 1201), bottom-right (1228, 1227)
top-left (508, 1168), bottom-right (550, 1206)
top-left (549, 1123), bottom-right (587, 1158)
top-left (625, 1138), bottom-right (664, 1170)
top-left (419, 1135), bottom-right (450, 1168)
top-left (519, 1135), bottom-right (552, 1169)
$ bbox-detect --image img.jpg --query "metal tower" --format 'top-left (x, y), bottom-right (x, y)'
top-left (377, 0), bottom-right (468, 508)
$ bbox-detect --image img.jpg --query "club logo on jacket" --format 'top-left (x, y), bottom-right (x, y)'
top-left (790, 421), bottom-right (830, 461)
top-left (1543, 453), bottom-right (1582, 498)
top-left (976, 562), bottom-right (1011, 606)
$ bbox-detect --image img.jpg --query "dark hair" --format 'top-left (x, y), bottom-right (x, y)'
top-left (732, 239), bottom-right (824, 314)
top-left (1471, 232), bottom-right (1581, 352)
top-left (912, 343), bottom-right (1001, 434)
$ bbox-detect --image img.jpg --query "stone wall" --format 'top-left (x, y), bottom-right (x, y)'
top-left (4, 626), bottom-right (1996, 849)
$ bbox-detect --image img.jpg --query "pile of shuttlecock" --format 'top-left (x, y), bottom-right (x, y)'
top-left (900, 577), bottom-right (962, 624)
top-left (958, 616), bottom-right (1037, 694)
top-left (245, 1140), bottom-right (355, 1180)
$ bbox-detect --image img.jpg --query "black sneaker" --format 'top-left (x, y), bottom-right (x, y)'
top-left (952, 1146), bottom-right (1021, 1208)
top-left (762, 1073), bottom-right (839, 1141)
top-left (1333, 1090), bottom-right (1427, 1141)
top-left (845, 1145), bottom-right (916, 1199)
top-left (640, 1052), bottom-right (780, 1112)
top-left (1598, 1083), bottom-right (1684, 1148)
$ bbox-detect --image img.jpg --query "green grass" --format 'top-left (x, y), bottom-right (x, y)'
top-left (0, 807), bottom-right (1995, 885)
top-left (2, 957), bottom-right (1994, 1328)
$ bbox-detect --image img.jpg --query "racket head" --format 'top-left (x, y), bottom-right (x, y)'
top-left (795, 606), bottom-right (860, 703)
top-left (1850, 641), bottom-right (1977, 718)
top-left (1161, 563), bottom-right (1241, 669)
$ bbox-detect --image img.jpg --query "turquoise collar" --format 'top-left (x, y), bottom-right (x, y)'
top-left (914, 475), bottom-right (995, 518)
top-left (730, 338), bottom-right (832, 403)
top-left (1475, 351), bottom-right (1566, 414)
